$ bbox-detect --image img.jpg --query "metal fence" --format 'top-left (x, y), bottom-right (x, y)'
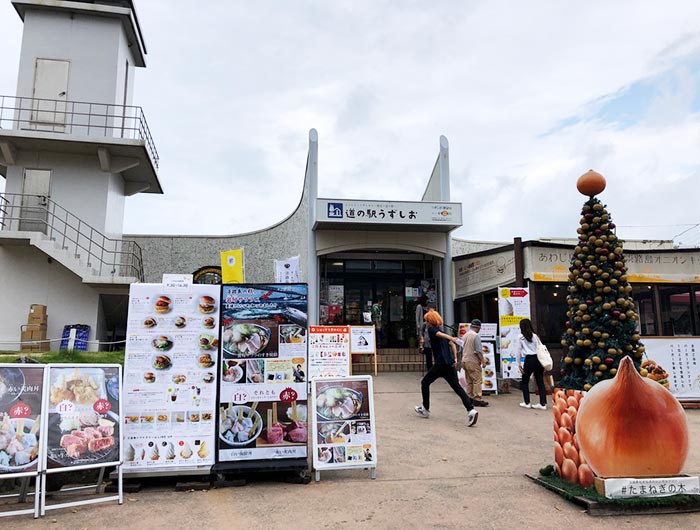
top-left (0, 95), bottom-right (159, 168)
top-left (0, 192), bottom-right (144, 281)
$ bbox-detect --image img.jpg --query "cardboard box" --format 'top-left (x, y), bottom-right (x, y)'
top-left (29, 304), bottom-right (47, 315)
top-left (28, 313), bottom-right (48, 324)
top-left (22, 323), bottom-right (47, 332)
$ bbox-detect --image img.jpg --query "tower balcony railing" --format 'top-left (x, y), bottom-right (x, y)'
top-left (0, 95), bottom-right (159, 169)
top-left (0, 191), bottom-right (144, 282)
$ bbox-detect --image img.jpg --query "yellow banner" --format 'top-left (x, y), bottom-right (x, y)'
top-left (220, 248), bottom-right (245, 284)
top-left (500, 315), bottom-right (526, 327)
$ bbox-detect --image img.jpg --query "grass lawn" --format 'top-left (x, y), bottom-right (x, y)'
top-left (0, 350), bottom-right (125, 365)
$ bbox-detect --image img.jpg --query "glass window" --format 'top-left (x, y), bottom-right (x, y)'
top-left (534, 284), bottom-right (568, 343)
top-left (345, 260), bottom-right (371, 272)
top-left (373, 260), bottom-right (402, 273)
top-left (631, 285), bottom-right (657, 336)
top-left (659, 285), bottom-right (693, 336)
top-left (403, 261), bottom-right (423, 274)
top-left (465, 295), bottom-right (483, 324)
top-left (324, 260), bottom-right (344, 274)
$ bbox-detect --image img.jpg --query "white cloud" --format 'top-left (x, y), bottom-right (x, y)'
top-left (1, 0), bottom-right (699, 245)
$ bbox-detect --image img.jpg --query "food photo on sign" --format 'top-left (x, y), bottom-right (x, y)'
top-left (45, 366), bottom-right (120, 470)
top-left (0, 366), bottom-right (44, 474)
top-left (219, 399), bottom-right (308, 448)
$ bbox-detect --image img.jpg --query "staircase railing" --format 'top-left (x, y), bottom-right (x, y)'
top-left (0, 192), bottom-right (144, 281)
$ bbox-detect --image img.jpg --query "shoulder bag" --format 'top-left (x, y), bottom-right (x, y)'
top-left (535, 336), bottom-right (553, 371)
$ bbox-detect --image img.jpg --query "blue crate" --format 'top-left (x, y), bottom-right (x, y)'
top-left (59, 324), bottom-right (91, 351)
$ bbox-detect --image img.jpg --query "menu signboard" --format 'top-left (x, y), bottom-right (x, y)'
top-left (218, 284), bottom-right (308, 463)
top-left (122, 284), bottom-right (219, 472)
top-left (457, 323), bottom-right (498, 393)
top-left (0, 365), bottom-right (45, 477)
top-left (308, 326), bottom-right (351, 379)
top-left (42, 365), bottom-right (121, 471)
top-left (311, 376), bottom-right (377, 478)
top-left (498, 288), bottom-right (531, 379)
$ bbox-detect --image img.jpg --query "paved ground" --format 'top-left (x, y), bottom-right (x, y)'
top-left (6, 372), bottom-right (700, 529)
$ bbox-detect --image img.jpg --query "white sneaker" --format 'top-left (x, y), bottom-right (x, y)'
top-left (519, 402), bottom-right (531, 409)
top-left (532, 404), bottom-right (547, 410)
top-left (414, 405), bottom-right (430, 418)
top-left (467, 409), bottom-right (479, 427)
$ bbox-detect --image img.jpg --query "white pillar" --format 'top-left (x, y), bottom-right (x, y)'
top-left (307, 129), bottom-right (319, 326)
top-left (438, 135), bottom-right (455, 329)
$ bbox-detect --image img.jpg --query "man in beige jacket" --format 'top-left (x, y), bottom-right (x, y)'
top-left (461, 319), bottom-right (489, 407)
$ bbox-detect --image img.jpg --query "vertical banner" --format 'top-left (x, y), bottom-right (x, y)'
top-left (308, 326), bottom-right (351, 379)
top-left (123, 284), bottom-right (219, 472)
top-left (274, 255), bottom-right (301, 284)
top-left (311, 376), bottom-right (377, 473)
top-left (221, 248), bottom-right (245, 284)
top-left (0, 365), bottom-right (45, 476)
top-left (218, 284), bottom-right (308, 463)
top-left (42, 364), bottom-right (121, 472)
top-left (498, 287), bottom-right (531, 379)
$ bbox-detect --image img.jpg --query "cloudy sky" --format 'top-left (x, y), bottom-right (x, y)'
top-left (2, 1), bottom-right (700, 246)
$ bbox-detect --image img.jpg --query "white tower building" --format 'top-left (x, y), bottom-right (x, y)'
top-left (0, 0), bottom-right (161, 350)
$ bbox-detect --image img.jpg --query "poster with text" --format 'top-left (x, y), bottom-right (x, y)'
top-left (349, 326), bottom-right (376, 354)
top-left (218, 284), bottom-right (308, 462)
top-left (642, 338), bottom-right (700, 400)
top-left (312, 376), bottom-right (377, 471)
top-left (123, 284), bottom-right (219, 472)
top-left (0, 365), bottom-right (45, 476)
top-left (309, 326), bottom-right (351, 379)
top-left (42, 364), bottom-right (121, 472)
top-left (498, 287), bottom-right (530, 379)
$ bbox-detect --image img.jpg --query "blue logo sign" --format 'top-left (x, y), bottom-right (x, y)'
top-left (327, 202), bottom-right (343, 219)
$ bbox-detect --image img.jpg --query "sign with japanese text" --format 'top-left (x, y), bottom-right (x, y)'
top-left (457, 325), bottom-right (498, 393)
top-left (455, 250), bottom-right (516, 298)
top-left (0, 365), bottom-right (46, 477)
top-left (309, 326), bottom-right (351, 379)
top-left (642, 338), bottom-right (700, 400)
top-left (349, 326), bottom-right (376, 355)
top-left (274, 255), bottom-right (301, 284)
top-left (316, 199), bottom-right (462, 229)
top-left (311, 376), bottom-right (377, 473)
top-left (162, 274), bottom-right (193, 293)
top-left (598, 476), bottom-right (700, 499)
top-left (42, 364), bottom-right (121, 472)
top-left (123, 284), bottom-right (219, 473)
top-left (218, 284), bottom-right (308, 463)
top-left (498, 287), bottom-right (531, 379)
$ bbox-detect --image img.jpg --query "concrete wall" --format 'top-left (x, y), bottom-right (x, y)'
top-left (5, 150), bottom-right (123, 237)
top-left (129, 178), bottom-right (309, 283)
top-left (0, 245), bottom-right (100, 351)
top-left (316, 230), bottom-right (448, 257)
top-left (17, 10), bottom-right (124, 105)
top-left (452, 238), bottom-right (509, 258)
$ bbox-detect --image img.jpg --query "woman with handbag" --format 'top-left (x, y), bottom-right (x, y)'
top-left (513, 318), bottom-right (548, 410)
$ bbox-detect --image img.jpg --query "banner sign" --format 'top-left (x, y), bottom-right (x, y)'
top-left (309, 326), bottom-right (351, 379)
top-left (0, 365), bottom-right (46, 477)
top-left (642, 338), bottom-right (700, 400)
top-left (274, 256), bottom-right (301, 284)
top-left (311, 376), bottom-right (377, 473)
top-left (221, 248), bottom-right (245, 284)
top-left (218, 284), bottom-right (308, 463)
top-left (42, 365), bottom-right (121, 472)
top-left (123, 284), bottom-right (219, 472)
top-left (498, 287), bottom-right (531, 379)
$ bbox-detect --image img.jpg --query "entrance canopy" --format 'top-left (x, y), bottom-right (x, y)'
top-left (314, 198), bottom-right (462, 232)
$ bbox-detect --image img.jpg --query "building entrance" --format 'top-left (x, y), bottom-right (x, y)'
top-left (319, 254), bottom-right (438, 347)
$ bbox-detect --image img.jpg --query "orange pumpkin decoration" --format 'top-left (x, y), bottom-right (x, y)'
top-left (577, 170), bottom-right (606, 196)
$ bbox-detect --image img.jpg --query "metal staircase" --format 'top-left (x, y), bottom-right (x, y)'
top-left (0, 192), bottom-right (144, 284)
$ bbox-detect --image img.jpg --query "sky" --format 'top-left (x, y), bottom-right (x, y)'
top-left (1, 0), bottom-right (700, 246)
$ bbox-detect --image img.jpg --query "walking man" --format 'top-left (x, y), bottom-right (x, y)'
top-left (461, 319), bottom-right (489, 407)
top-left (415, 310), bottom-right (479, 427)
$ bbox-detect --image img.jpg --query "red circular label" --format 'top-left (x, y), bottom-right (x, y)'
top-left (93, 398), bottom-right (112, 413)
top-left (178, 440), bottom-right (184, 446)
top-left (279, 388), bottom-right (298, 403)
top-left (9, 402), bottom-right (32, 418)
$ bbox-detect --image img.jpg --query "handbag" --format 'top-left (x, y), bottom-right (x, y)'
top-left (535, 336), bottom-right (553, 371)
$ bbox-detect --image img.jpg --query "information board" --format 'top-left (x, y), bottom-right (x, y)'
top-left (309, 326), bottom-right (351, 379)
top-left (311, 376), bottom-right (377, 479)
top-left (643, 337), bottom-right (700, 400)
top-left (498, 288), bottom-right (531, 379)
top-left (122, 284), bottom-right (219, 473)
top-left (218, 284), bottom-right (308, 463)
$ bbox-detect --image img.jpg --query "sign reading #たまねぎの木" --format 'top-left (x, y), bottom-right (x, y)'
top-left (218, 284), bottom-right (308, 463)
top-left (312, 376), bottom-right (377, 477)
top-left (597, 476), bottom-right (700, 499)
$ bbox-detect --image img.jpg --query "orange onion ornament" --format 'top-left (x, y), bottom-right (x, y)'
top-left (576, 356), bottom-right (688, 477)
top-left (576, 170), bottom-right (606, 197)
